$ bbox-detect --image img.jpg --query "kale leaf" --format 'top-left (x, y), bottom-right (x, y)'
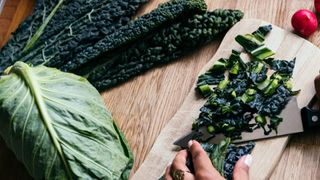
top-left (60, 0), bottom-right (208, 73)
top-left (83, 9), bottom-right (244, 90)
top-left (22, 0), bottom-right (149, 68)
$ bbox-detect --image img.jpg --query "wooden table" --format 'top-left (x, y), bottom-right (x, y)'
top-left (1, 0), bottom-right (320, 179)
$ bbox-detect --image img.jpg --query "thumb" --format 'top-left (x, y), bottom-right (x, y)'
top-left (233, 154), bottom-right (252, 180)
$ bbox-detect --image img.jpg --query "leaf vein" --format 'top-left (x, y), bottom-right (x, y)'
top-left (43, 95), bottom-right (107, 127)
top-left (21, 96), bottom-right (34, 168)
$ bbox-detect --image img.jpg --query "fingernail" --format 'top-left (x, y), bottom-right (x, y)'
top-left (188, 140), bottom-right (193, 148)
top-left (167, 162), bottom-right (172, 167)
top-left (244, 154), bottom-right (252, 167)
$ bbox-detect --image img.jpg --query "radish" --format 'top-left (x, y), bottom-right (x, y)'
top-left (291, 9), bottom-right (318, 37)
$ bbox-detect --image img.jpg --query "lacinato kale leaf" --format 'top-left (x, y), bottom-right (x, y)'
top-left (0, 0), bottom-right (59, 71)
top-left (194, 25), bottom-right (299, 140)
top-left (21, 0), bottom-right (149, 68)
top-left (82, 9), bottom-right (244, 90)
top-left (60, 0), bottom-right (208, 73)
top-left (0, 0), bottom-right (148, 72)
top-left (0, 62), bottom-right (133, 179)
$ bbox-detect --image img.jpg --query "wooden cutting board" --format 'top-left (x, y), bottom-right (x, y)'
top-left (132, 19), bottom-right (320, 180)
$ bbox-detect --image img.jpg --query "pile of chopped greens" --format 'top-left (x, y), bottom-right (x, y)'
top-left (194, 25), bottom-right (299, 140)
top-left (183, 25), bottom-right (299, 179)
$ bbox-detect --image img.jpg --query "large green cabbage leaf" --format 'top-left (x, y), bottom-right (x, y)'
top-left (0, 61), bottom-right (133, 179)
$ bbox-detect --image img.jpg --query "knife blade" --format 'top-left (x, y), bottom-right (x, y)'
top-left (174, 96), bottom-right (304, 147)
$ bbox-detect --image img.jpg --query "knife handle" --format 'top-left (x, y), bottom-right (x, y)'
top-left (301, 95), bottom-right (320, 130)
top-left (301, 107), bottom-right (320, 130)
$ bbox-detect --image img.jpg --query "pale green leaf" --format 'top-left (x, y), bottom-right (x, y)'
top-left (0, 62), bottom-right (133, 179)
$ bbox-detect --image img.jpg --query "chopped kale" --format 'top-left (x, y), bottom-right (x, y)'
top-left (194, 25), bottom-right (299, 139)
top-left (224, 142), bottom-right (255, 180)
top-left (265, 58), bottom-right (296, 75)
top-left (235, 25), bottom-right (274, 61)
top-left (200, 139), bottom-right (255, 180)
top-left (168, 139), bottom-right (254, 180)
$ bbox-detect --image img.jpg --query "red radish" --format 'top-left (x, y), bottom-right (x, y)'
top-left (291, 9), bottom-right (318, 37)
top-left (315, 0), bottom-right (320, 13)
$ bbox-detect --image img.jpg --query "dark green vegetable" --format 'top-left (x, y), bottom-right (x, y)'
top-left (82, 9), bottom-right (244, 90)
top-left (217, 79), bottom-right (230, 90)
top-left (193, 25), bottom-right (299, 140)
top-left (202, 138), bottom-right (231, 175)
top-left (0, 62), bottom-right (133, 179)
top-left (28, 0), bottom-right (149, 51)
top-left (224, 142), bottom-right (255, 180)
top-left (0, 0), bottom-right (243, 92)
top-left (21, 0), bottom-right (149, 67)
top-left (198, 84), bottom-right (214, 98)
top-left (60, 0), bottom-right (208, 73)
top-left (212, 58), bottom-right (229, 71)
top-left (241, 88), bottom-right (257, 103)
top-left (184, 139), bottom-right (255, 180)
top-left (235, 25), bottom-right (274, 61)
top-left (0, 0), bottom-right (58, 70)
top-left (0, 0), bottom-right (148, 72)
top-left (265, 58), bottom-right (296, 75)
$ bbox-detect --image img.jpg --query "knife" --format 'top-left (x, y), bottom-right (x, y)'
top-left (174, 96), bottom-right (320, 148)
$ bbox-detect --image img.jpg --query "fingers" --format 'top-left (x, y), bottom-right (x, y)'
top-left (164, 163), bottom-right (173, 180)
top-left (170, 150), bottom-right (195, 180)
top-left (172, 150), bottom-right (189, 171)
top-left (188, 140), bottom-right (224, 180)
top-left (233, 155), bottom-right (252, 180)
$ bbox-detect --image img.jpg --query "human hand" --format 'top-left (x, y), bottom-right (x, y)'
top-left (164, 140), bottom-right (252, 180)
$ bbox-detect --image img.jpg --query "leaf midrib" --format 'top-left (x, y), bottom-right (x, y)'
top-left (11, 62), bottom-right (73, 179)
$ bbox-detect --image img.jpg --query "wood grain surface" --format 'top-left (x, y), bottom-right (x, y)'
top-left (1, 0), bottom-right (320, 180)
top-left (132, 19), bottom-right (320, 180)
